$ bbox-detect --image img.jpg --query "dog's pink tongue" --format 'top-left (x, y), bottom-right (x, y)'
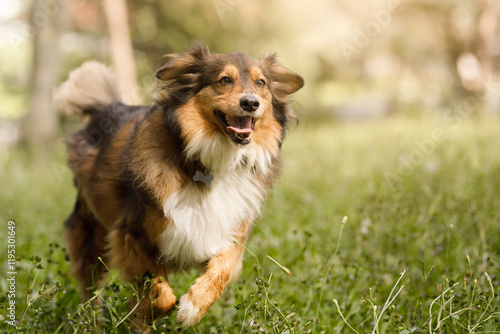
top-left (227, 116), bottom-right (253, 134)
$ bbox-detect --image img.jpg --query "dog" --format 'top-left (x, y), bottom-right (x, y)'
top-left (56, 42), bottom-right (303, 327)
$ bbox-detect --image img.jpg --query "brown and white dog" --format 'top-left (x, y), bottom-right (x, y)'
top-left (56, 43), bottom-right (303, 327)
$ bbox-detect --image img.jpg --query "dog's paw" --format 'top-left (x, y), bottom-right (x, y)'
top-left (176, 294), bottom-right (203, 327)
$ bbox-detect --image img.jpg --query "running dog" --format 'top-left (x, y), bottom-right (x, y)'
top-left (56, 42), bottom-right (303, 326)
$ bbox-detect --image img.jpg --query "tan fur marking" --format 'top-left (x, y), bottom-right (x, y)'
top-left (176, 98), bottom-right (219, 147)
top-left (220, 64), bottom-right (239, 82)
top-left (249, 66), bottom-right (265, 82)
top-left (129, 109), bottom-right (183, 204)
top-left (252, 108), bottom-right (281, 156)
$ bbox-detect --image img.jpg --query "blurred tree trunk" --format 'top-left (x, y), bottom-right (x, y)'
top-left (478, 0), bottom-right (497, 88)
top-left (103, 0), bottom-right (143, 105)
top-left (22, 0), bottom-right (64, 156)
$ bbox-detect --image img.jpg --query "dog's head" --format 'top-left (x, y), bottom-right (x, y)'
top-left (156, 43), bottom-right (303, 148)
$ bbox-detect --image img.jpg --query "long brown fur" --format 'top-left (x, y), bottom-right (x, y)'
top-left (58, 43), bottom-right (303, 327)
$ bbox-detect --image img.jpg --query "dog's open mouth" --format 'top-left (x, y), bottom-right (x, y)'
top-left (214, 110), bottom-right (256, 145)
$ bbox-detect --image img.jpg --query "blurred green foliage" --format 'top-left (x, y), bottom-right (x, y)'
top-left (1, 0), bottom-right (499, 120)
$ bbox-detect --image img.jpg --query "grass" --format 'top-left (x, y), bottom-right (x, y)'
top-left (1, 114), bottom-right (499, 333)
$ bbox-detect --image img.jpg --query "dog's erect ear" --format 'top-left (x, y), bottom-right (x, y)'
top-left (261, 54), bottom-right (304, 98)
top-left (156, 43), bottom-right (210, 81)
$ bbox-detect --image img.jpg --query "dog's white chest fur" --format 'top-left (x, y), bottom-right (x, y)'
top-left (160, 168), bottom-right (264, 267)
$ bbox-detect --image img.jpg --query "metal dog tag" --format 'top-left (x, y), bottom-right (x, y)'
top-left (193, 170), bottom-right (214, 186)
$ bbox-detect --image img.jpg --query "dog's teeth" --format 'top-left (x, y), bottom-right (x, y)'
top-left (235, 132), bottom-right (253, 141)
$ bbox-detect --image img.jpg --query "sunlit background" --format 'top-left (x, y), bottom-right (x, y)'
top-left (1, 0), bottom-right (500, 153)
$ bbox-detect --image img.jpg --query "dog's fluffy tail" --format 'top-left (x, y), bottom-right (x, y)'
top-left (54, 61), bottom-right (120, 117)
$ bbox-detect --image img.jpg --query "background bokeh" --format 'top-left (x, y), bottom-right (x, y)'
top-left (1, 0), bottom-right (500, 153)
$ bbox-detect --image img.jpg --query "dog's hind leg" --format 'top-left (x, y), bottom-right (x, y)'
top-left (108, 225), bottom-right (177, 323)
top-left (64, 195), bottom-right (108, 300)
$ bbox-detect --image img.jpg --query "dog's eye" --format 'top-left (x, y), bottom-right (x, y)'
top-left (219, 77), bottom-right (232, 85)
top-left (256, 79), bottom-right (266, 87)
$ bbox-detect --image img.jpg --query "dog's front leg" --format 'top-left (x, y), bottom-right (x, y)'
top-left (177, 235), bottom-right (247, 327)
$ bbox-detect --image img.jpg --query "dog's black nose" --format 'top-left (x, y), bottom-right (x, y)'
top-left (240, 95), bottom-right (260, 112)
